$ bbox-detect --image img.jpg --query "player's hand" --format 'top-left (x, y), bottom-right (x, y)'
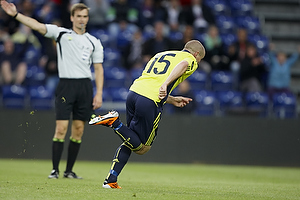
top-left (93, 94), bottom-right (102, 110)
top-left (0, 0), bottom-right (18, 17)
top-left (158, 84), bottom-right (167, 100)
top-left (171, 96), bottom-right (193, 107)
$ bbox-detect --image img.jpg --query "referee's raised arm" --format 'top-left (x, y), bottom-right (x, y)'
top-left (0, 0), bottom-right (47, 35)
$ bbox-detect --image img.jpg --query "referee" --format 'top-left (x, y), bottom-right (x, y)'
top-left (0, 1), bottom-right (104, 179)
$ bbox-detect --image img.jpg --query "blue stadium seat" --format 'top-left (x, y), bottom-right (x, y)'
top-left (109, 87), bottom-right (129, 102)
top-left (194, 90), bottom-right (216, 116)
top-left (195, 33), bottom-right (207, 44)
top-left (2, 85), bottom-right (27, 109)
top-left (186, 70), bottom-right (208, 91)
top-left (29, 86), bottom-right (54, 110)
top-left (24, 45), bottom-right (42, 66)
top-left (204, 0), bottom-right (229, 16)
top-left (25, 65), bottom-right (46, 87)
top-left (272, 92), bottom-right (297, 119)
top-left (169, 31), bottom-right (183, 42)
top-left (248, 34), bottom-right (269, 54)
top-left (228, 0), bottom-right (253, 16)
top-left (235, 16), bottom-right (260, 34)
top-left (108, 87), bottom-right (129, 112)
top-left (129, 68), bottom-right (143, 83)
top-left (217, 90), bottom-right (243, 115)
top-left (103, 48), bottom-right (122, 67)
top-left (215, 15), bottom-right (236, 34)
top-left (245, 92), bottom-right (269, 117)
top-left (210, 71), bottom-right (234, 91)
top-left (142, 29), bottom-right (155, 41)
top-left (117, 29), bottom-right (133, 48)
top-left (220, 33), bottom-right (237, 48)
top-left (89, 29), bottom-right (112, 48)
top-left (0, 43), bottom-right (4, 53)
top-left (104, 67), bottom-right (128, 88)
top-left (31, 0), bottom-right (47, 7)
top-left (260, 51), bottom-right (271, 66)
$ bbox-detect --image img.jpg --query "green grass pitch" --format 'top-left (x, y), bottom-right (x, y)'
top-left (0, 159), bottom-right (299, 200)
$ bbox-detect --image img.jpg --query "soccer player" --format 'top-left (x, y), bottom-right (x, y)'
top-left (89, 40), bottom-right (205, 188)
top-left (0, 1), bottom-right (104, 179)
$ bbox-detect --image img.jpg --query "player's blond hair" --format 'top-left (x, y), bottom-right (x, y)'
top-left (184, 40), bottom-right (206, 59)
top-left (70, 3), bottom-right (89, 16)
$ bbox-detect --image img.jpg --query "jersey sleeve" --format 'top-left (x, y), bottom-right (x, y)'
top-left (92, 39), bottom-right (104, 63)
top-left (44, 24), bottom-right (67, 40)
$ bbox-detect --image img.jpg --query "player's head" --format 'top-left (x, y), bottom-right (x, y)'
top-left (184, 40), bottom-right (206, 64)
top-left (70, 3), bottom-right (89, 34)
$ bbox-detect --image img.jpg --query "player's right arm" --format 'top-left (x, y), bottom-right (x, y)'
top-left (0, 0), bottom-right (47, 35)
top-left (158, 60), bottom-right (189, 100)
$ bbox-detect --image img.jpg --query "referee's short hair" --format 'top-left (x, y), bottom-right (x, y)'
top-left (70, 3), bottom-right (89, 16)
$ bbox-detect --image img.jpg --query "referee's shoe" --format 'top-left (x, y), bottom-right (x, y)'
top-left (89, 110), bottom-right (119, 127)
top-left (48, 169), bottom-right (59, 179)
top-left (63, 171), bottom-right (83, 179)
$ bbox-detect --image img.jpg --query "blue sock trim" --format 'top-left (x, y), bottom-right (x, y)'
top-left (110, 169), bottom-right (119, 177)
top-left (113, 122), bottom-right (123, 131)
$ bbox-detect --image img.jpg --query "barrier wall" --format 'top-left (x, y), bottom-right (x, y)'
top-left (0, 110), bottom-right (299, 167)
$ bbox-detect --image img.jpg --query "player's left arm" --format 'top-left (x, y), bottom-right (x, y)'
top-left (158, 60), bottom-right (189, 100)
top-left (93, 63), bottom-right (104, 110)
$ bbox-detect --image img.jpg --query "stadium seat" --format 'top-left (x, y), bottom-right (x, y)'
top-left (204, 0), bottom-right (229, 16)
top-left (117, 29), bottom-right (133, 48)
top-left (0, 43), bottom-right (3, 53)
top-left (109, 87), bottom-right (129, 102)
top-left (89, 29), bottom-right (112, 48)
top-left (245, 92), bottom-right (269, 117)
top-left (220, 33), bottom-right (237, 48)
top-left (29, 86), bottom-right (54, 110)
top-left (210, 71), bottom-right (234, 92)
top-left (129, 68), bottom-right (143, 83)
top-left (217, 90), bottom-right (243, 115)
top-left (260, 51), bottom-right (271, 66)
top-left (248, 34), bottom-right (269, 55)
top-left (108, 87), bottom-right (129, 112)
top-left (215, 15), bottom-right (236, 34)
top-left (103, 48), bottom-right (122, 67)
top-left (194, 90), bottom-right (216, 116)
top-left (169, 31), bottom-right (183, 42)
top-left (195, 33), bottom-right (206, 44)
top-left (228, 0), bottom-right (253, 16)
top-left (25, 65), bottom-right (46, 87)
top-left (186, 70), bottom-right (208, 91)
top-left (104, 67), bottom-right (128, 88)
top-left (142, 28), bottom-right (155, 41)
top-left (235, 15), bottom-right (260, 34)
top-left (272, 92), bottom-right (297, 119)
top-left (2, 85), bottom-right (28, 109)
top-left (24, 45), bottom-right (42, 66)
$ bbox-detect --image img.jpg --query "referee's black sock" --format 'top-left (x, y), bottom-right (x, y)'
top-left (52, 138), bottom-right (64, 172)
top-left (106, 144), bottom-right (131, 183)
top-left (65, 137), bottom-right (81, 173)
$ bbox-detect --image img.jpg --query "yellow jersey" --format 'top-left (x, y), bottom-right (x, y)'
top-left (130, 50), bottom-right (198, 102)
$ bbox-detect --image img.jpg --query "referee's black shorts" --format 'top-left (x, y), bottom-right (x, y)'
top-left (55, 78), bottom-right (93, 121)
